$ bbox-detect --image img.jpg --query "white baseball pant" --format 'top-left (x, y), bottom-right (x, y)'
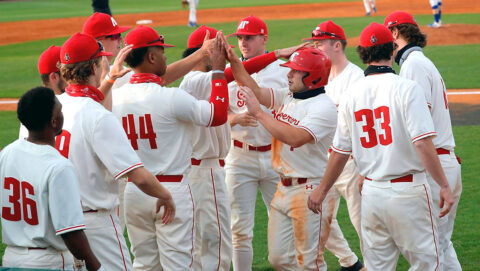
top-left (189, 159), bottom-right (232, 271)
top-left (325, 157), bottom-right (363, 267)
top-left (426, 151), bottom-right (462, 271)
top-left (268, 179), bottom-right (335, 271)
top-left (3, 246), bottom-right (73, 270)
top-left (188, 0), bottom-right (198, 23)
top-left (363, 0), bottom-right (376, 13)
top-left (125, 181), bottom-right (195, 271)
top-left (225, 146), bottom-right (279, 271)
top-left (361, 172), bottom-right (439, 271)
top-left (83, 209), bottom-right (132, 271)
top-left (430, 0), bottom-right (442, 8)
top-left (117, 177), bottom-right (128, 232)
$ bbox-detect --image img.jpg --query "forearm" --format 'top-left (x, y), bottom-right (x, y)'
top-left (317, 151), bottom-right (350, 193)
top-left (256, 111), bottom-right (312, 147)
top-left (127, 167), bottom-right (172, 200)
top-left (414, 137), bottom-right (449, 188)
top-left (62, 230), bottom-right (101, 271)
top-left (208, 74), bottom-right (228, 126)
top-left (162, 49), bottom-right (208, 85)
top-left (224, 51), bottom-right (277, 83)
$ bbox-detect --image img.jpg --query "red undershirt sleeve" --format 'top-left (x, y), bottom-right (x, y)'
top-left (208, 79), bottom-right (229, 126)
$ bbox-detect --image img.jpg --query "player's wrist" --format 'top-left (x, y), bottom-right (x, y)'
top-left (104, 74), bottom-right (115, 84)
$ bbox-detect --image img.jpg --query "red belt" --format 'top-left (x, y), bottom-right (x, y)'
top-left (436, 148), bottom-right (451, 155)
top-left (233, 140), bottom-right (271, 152)
top-left (365, 174), bottom-right (413, 183)
top-left (128, 175), bottom-right (183, 183)
top-left (191, 158), bottom-right (225, 167)
top-left (281, 178), bottom-right (308, 186)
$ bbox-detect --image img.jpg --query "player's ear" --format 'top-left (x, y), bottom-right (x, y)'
top-left (146, 48), bottom-right (155, 64)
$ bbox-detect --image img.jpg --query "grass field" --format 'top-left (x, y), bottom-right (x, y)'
top-left (0, 0), bottom-right (479, 269)
top-left (1, 13), bottom-right (479, 98)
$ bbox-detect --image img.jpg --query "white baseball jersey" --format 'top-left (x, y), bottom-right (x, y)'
top-left (0, 139), bottom-right (85, 250)
top-left (228, 59), bottom-right (289, 146)
top-left (112, 66), bottom-right (134, 90)
top-left (333, 73), bottom-right (436, 180)
top-left (269, 88), bottom-right (337, 178)
top-left (112, 82), bottom-right (217, 176)
top-left (399, 49), bottom-right (455, 150)
top-left (325, 62), bottom-right (364, 106)
top-left (56, 94), bottom-right (143, 211)
top-left (180, 71), bottom-right (231, 160)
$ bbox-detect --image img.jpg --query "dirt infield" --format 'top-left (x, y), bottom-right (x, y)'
top-left (1, 0), bottom-right (479, 46)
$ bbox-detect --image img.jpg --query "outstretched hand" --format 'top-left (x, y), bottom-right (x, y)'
top-left (275, 43), bottom-right (309, 59)
top-left (239, 86), bottom-right (262, 117)
top-left (109, 44), bottom-right (133, 80)
top-left (211, 31), bottom-right (227, 70)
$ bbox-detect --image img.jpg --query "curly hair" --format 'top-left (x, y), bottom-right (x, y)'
top-left (60, 58), bottom-right (100, 85)
top-left (356, 42), bottom-right (395, 64)
top-left (394, 24), bottom-right (427, 48)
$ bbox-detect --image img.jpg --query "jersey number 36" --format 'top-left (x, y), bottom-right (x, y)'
top-left (2, 177), bottom-right (39, 225)
top-left (354, 106), bottom-right (393, 148)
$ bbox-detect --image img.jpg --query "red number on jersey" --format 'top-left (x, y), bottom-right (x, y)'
top-left (55, 130), bottom-right (71, 158)
top-left (122, 114), bottom-right (157, 150)
top-left (441, 78), bottom-right (448, 109)
top-left (122, 114), bottom-right (139, 150)
top-left (2, 177), bottom-right (39, 225)
top-left (355, 106), bottom-right (393, 148)
top-left (354, 109), bottom-right (377, 148)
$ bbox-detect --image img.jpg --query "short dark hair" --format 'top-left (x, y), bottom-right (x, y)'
top-left (17, 86), bottom-right (56, 131)
top-left (394, 24), bottom-right (427, 48)
top-left (182, 47), bottom-right (200, 59)
top-left (40, 71), bottom-right (60, 86)
top-left (356, 42), bottom-right (395, 64)
top-left (125, 47), bottom-right (150, 68)
top-left (329, 39), bottom-right (347, 51)
top-left (60, 58), bottom-right (100, 85)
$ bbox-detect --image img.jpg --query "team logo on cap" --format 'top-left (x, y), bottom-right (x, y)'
top-left (111, 17), bottom-right (118, 27)
top-left (238, 21), bottom-right (249, 30)
top-left (64, 53), bottom-right (70, 62)
top-left (289, 52), bottom-right (299, 61)
top-left (370, 35), bottom-right (377, 44)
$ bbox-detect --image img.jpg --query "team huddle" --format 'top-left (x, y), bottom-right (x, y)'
top-left (0, 10), bottom-right (462, 271)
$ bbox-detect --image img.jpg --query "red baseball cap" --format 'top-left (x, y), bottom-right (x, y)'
top-left (82, 12), bottom-right (131, 38)
top-left (229, 15), bottom-right (268, 37)
top-left (359, 22), bottom-right (394, 47)
top-left (61, 33), bottom-right (112, 64)
top-left (302, 20), bottom-right (346, 41)
top-left (187, 25), bottom-right (217, 49)
top-left (384, 11), bottom-right (419, 28)
top-left (124, 26), bottom-right (174, 50)
top-left (38, 45), bottom-right (61, 74)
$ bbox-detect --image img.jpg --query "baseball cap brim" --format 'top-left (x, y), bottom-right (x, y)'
top-left (102, 26), bottom-right (131, 37)
top-left (228, 31), bottom-right (265, 37)
top-left (99, 51), bottom-right (113, 57)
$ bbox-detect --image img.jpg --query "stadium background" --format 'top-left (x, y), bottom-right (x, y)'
top-left (0, 0), bottom-right (478, 269)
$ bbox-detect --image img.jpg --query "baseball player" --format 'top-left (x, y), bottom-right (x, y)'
top-left (363, 0), bottom-right (377, 16)
top-left (385, 11), bottom-right (462, 270)
top-left (186, 0), bottom-right (199, 27)
top-left (19, 45), bottom-right (66, 139)
top-left (308, 22), bottom-right (455, 270)
top-left (231, 46), bottom-right (337, 270)
top-left (180, 25), bottom-right (303, 270)
top-left (57, 32), bottom-right (176, 271)
top-left (226, 15), bottom-right (289, 270)
top-left (428, 0), bottom-right (442, 28)
top-left (303, 20), bottom-right (365, 271)
top-left (1, 87), bottom-right (102, 270)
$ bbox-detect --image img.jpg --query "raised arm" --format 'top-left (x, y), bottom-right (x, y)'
top-left (160, 31), bottom-right (213, 86)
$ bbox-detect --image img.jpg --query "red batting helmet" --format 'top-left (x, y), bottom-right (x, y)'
top-left (280, 47), bottom-right (331, 89)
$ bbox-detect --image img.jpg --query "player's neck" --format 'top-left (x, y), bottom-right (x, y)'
top-left (26, 131), bottom-right (55, 147)
top-left (393, 38), bottom-right (409, 59)
top-left (330, 54), bottom-right (348, 80)
top-left (369, 59), bottom-right (393, 68)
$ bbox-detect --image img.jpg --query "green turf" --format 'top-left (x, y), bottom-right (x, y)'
top-left (0, 13), bottom-right (479, 98)
top-left (0, 0), bottom-right (354, 22)
top-left (0, 109), bottom-right (478, 269)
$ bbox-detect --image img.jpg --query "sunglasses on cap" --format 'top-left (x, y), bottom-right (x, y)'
top-left (147, 35), bottom-right (165, 45)
top-left (312, 30), bottom-right (343, 39)
top-left (101, 33), bottom-right (122, 40)
top-left (90, 41), bottom-right (105, 60)
top-left (387, 21), bottom-right (398, 28)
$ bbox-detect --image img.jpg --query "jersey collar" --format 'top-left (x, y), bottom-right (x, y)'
top-left (395, 43), bottom-right (423, 67)
top-left (364, 65), bottom-right (396, 77)
top-left (292, 86), bottom-right (325, 100)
